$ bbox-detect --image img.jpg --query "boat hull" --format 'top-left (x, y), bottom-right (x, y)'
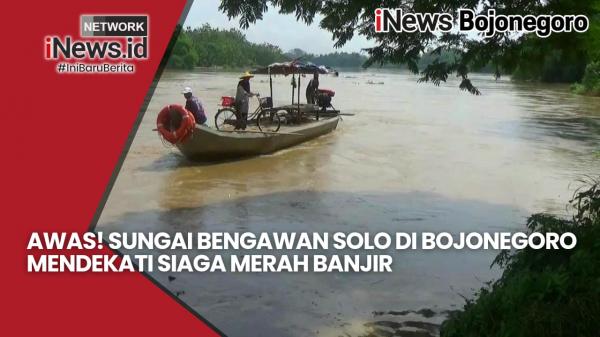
top-left (176, 117), bottom-right (340, 161)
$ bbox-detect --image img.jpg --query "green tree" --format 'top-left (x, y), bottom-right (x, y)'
top-left (168, 30), bottom-right (198, 69)
top-left (571, 61), bottom-right (600, 96)
top-left (219, 0), bottom-right (600, 94)
top-left (167, 24), bottom-right (288, 69)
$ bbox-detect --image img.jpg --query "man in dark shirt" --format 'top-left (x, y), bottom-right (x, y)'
top-left (306, 72), bottom-right (320, 104)
top-left (182, 87), bottom-right (207, 125)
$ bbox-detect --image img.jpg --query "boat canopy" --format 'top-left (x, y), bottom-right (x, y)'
top-left (252, 60), bottom-right (333, 110)
top-left (253, 61), bottom-right (329, 75)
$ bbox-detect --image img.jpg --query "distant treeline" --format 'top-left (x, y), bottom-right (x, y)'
top-left (167, 25), bottom-right (287, 69)
top-left (285, 48), bottom-right (366, 68)
top-left (285, 48), bottom-right (466, 71)
top-left (166, 24), bottom-right (466, 71)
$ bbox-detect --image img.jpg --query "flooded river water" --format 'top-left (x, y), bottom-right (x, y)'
top-left (97, 70), bottom-right (600, 337)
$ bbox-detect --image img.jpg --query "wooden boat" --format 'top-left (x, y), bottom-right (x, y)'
top-left (166, 62), bottom-right (344, 161)
top-left (176, 116), bottom-right (340, 161)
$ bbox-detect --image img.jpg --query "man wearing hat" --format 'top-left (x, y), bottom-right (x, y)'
top-left (235, 71), bottom-right (256, 130)
top-left (182, 87), bottom-right (207, 125)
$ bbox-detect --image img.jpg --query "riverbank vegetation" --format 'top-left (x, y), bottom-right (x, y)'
top-left (441, 179), bottom-right (600, 337)
top-left (571, 62), bottom-right (600, 96)
top-left (167, 25), bottom-right (286, 69)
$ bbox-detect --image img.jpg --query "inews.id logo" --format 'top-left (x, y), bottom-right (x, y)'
top-left (44, 15), bottom-right (149, 60)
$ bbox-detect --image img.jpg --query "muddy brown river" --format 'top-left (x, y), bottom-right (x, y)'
top-left (97, 69), bottom-right (600, 337)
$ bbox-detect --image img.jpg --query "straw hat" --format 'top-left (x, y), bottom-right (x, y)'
top-left (239, 71), bottom-right (254, 79)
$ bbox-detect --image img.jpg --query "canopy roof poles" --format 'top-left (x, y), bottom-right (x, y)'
top-left (268, 67), bottom-right (273, 100)
top-left (252, 60), bottom-right (332, 119)
top-left (254, 60), bottom-right (330, 105)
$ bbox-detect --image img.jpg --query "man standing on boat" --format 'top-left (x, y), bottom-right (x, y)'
top-left (182, 87), bottom-right (207, 125)
top-left (306, 71), bottom-right (320, 104)
top-left (235, 71), bottom-right (256, 130)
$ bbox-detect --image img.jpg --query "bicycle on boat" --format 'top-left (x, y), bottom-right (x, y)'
top-left (214, 94), bottom-right (282, 133)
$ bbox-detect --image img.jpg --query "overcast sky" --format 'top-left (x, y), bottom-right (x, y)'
top-left (184, 0), bottom-right (373, 55)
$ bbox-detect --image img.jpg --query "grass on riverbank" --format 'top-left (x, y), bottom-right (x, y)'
top-left (441, 178), bottom-right (600, 337)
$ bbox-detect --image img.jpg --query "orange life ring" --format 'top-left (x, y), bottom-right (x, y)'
top-left (156, 104), bottom-right (196, 144)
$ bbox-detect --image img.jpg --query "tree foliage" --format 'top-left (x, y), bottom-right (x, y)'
top-left (219, 0), bottom-right (600, 94)
top-left (167, 31), bottom-right (198, 69)
top-left (441, 179), bottom-right (600, 337)
top-left (168, 24), bottom-right (288, 69)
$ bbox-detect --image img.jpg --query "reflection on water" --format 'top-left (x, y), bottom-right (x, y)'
top-left (98, 70), bottom-right (600, 337)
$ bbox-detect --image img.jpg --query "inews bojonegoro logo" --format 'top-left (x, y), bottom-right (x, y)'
top-left (44, 15), bottom-right (149, 74)
top-left (374, 8), bottom-right (589, 38)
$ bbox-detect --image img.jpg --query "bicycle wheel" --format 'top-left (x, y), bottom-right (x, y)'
top-left (257, 109), bottom-right (281, 133)
top-left (214, 108), bottom-right (238, 131)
